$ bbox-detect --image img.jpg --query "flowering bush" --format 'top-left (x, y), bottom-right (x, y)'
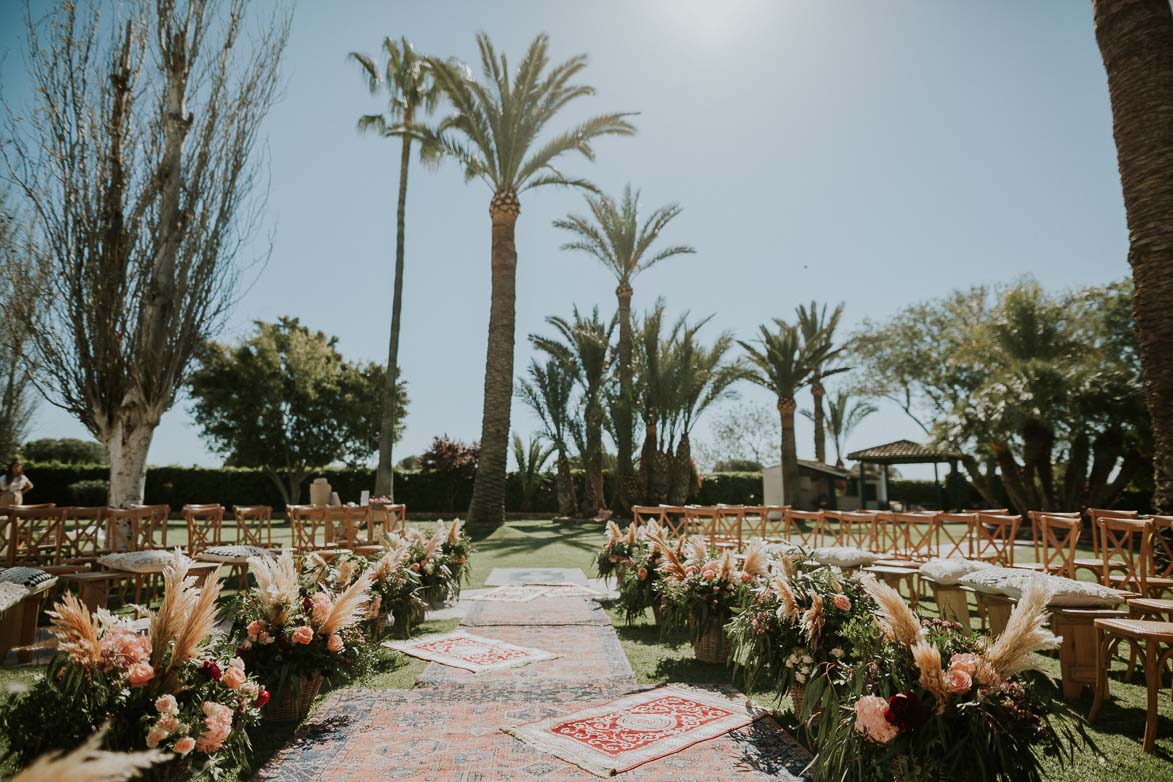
top-left (808, 576), bottom-right (1088, 781)
top-left (0, 553), bottom-right (264, 778)
top-left (595, 520), bottom-right (639, 580)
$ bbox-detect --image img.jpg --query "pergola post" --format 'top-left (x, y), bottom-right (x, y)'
top-left (879, 464), bottom-right (889, 509)
top-left (933, 462), bottom-right (942, 510)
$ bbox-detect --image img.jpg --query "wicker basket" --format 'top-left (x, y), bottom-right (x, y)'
top-left (263, 673), bottom-right (324, 723)
top-left (692, 623), bottom-right (730, 664)
top-left (789, 682), bottom-right (806, 713)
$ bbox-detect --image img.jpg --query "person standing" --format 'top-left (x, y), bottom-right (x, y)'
top-left (0, 461), bottom-right (33, 505)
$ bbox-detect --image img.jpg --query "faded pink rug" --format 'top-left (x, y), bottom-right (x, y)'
top-left (383, 631), bottom-right (559, 673)
top-left (465, 585), bottom-right (552, 602)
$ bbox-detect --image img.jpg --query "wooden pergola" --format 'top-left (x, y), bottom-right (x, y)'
top-left (846, 439), bottom-right (962, 511)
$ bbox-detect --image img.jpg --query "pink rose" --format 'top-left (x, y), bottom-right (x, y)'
top-left (127, 663), bottom-right (155, 687)
top-left (291, 625), bottom-right (314, 645)
top-left (638, 568), bottom-right (648, 580)
top-left (327, 634), bottom-right (344, 653)
top-left (173, 736), bottom-right (196, 756)
top-left (157, 714), bottom-right (179, 734)
top-left (221, 666), bottom-right (247, 690)
top-left (246, 620), bottom-right (265, 640)
top-left (701, 568), bottom-right (716, 580)
top-left (195, 701), bottom-right (234, 754)
top-left (155, 694), bottom-right (179, 715)
top-left (311, 592), bottom-right (333, 625)
top-left (949, 653), bottom-right (980, 676)
top-left (853, 695), bottom-right (899, 744)
top-left (833, 594), bottom-right (852, 611)
top-left (257, 631), bottom-right (272, 645)
top-left (146, 726), bottom-right (167, 749)
top-left (739, 571), bottom-right (754, 584)
top-left (946, 668), bottom-right (973, 695)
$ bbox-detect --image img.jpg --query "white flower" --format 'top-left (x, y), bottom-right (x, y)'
top-left (802, 655), bottom-right (813, 665)
top-left (795, 672), bottom-right (807, 684)
top-left (800, 665), bottom-right (811, 675)
top-left (831, 647), bottom-right (845, 658)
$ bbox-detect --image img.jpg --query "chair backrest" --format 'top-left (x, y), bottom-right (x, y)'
top-left (632, 506), bottom-right (664, 527)
top-left (972, 513), bottom-right (1022, 565)
top-left (1087, 508), bottom-right (1138, 558)
top-left (937, 512), bottom-right (977, 559)
top-left (106, 507), bottom-right (150, 551)
top-left (868, 511), bottom-right (901, 554)
top-left (61, 506), bottom-right (107, 557)
top-left (892, 512), bottom-right (941, 561)
top-left (183, 504), bottom-right (225, 554)
top-left (233, 505), bottom-right (272, 547)
top-left (1097, 516), bottom-right (1147, 588)
top-left (286, 505), bottom-right (328, 552)
top-left (5, 506), bottom-right (66, 565)
top-left (683, 506), bottom-right (720, 541)
top-left (834, 511), bottom-right (876, 549)
top-left (1027, 510), bottom-right (1080, 561)
top-left (1144, 516), bottom-right (1173, 587)
top-left (783, 509), bottom-right (825, 547)
top-left (128, 504), bottom-right (171, 548)
top-left (1036, 513), bottom-right (1082, 579)
top-left (709, 505), bottom-right (744, 549)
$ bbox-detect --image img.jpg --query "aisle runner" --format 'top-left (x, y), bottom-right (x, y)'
top-left (384, 631), bottom-right (559, 673)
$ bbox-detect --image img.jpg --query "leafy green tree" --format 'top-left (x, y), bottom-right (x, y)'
top-left (350, 36), bottom-right (442, 502)
top-left (187, 318), bottom-right (405, 505)
top-left (553, 185), bottom-right (694, 512)
top-left (512, 434), bottom-right (553, 513)
top-left (516, 358), bottom-right (579, 516)
top-left (796, 301), bottom-right (845, 464)
top-left (423, 34), bottom-right (635, 531)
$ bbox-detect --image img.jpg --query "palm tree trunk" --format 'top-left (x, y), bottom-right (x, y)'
top-left (468, 192), bottom-right (520, 531)
top-left (638, 414), bottom-right (657, 503)
top-left (1093, 0), bottom-right (1173, 510)
top-left (811, 381), bottom-right (826, 463)
top-left (778, 398), bottom-right (799, 508)
top-left (584, 400), bottom-right (605, 515)
top-left (614, 283), bottom-right (634, 514)
top-left (555, 450), bottom-right (577, 517)
top-left (375, 123), bottom-right (413, 499)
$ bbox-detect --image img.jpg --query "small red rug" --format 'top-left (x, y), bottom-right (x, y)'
top-left (383, 631), bottom-right (559, 673)
top-left (503, 685), bottom-right (770, 777)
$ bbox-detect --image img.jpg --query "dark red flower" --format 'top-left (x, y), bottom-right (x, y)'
top-left (303, 596), bottom-right (313, 611)
top-left (201, 660), bottom-right (222, 681)
top-left (885, 691), bottom-right (930, 731)
top-left (254, 689), bottom-right (270, 708)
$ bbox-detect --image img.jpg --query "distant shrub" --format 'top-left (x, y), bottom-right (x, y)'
top-left (22, 438), bottom-right (107, 465)
top-left (712, 458), bottom-right (763, 472)
top-left (68, 479), bottom-right (109, 506)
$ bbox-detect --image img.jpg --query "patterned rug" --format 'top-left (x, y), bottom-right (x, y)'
top-left (384, 631), bottom-right (559, 673)
top-left (486, 567), bottom-right (591, 586)
top-left (465, 585), bottom-right (553, 602)
top-left (527, 583), bottom-right (603, 598)
top-left (503, 685), bottom-right (771, 777)
top-left (461, 596), bottom-right (613, 627)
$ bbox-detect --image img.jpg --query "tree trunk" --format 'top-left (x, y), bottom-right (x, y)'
top-left (778, 398), bottom-right (799, 508)
top-left (106, 418), bottom-right (156, 507)
top-left (991, 441), bottom-right (1032, 516)
top-left (555, 450), bottom-right (577, 517)
top-left (638, 414), bottom-right (657, 504)
top-left (668, 432), bottom-right (693, 505)
top-left (583, 397), bottom-right (605, 516)
top-left (811, 381), bottom-right (826, 464)
top-left (1062, 430), bottom-right (1090, 510)
top-left (468, 192), bottom-right (520, 531)
top-left (1093, 0), bottom-right (1173, 511)
top-left (959, 453), bottom-right (1004, 509)
top-left (375, 122), bottom-right (413, 499)
top-left (614, 283), bottom-right (634, 514)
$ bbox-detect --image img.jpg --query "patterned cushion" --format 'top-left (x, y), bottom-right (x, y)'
top-left (0, 582), bottom-right (30, 614)
top-left (957, 567), bottom-right (1039, 595)
top-left (198, 545), bottom-right (274, 563)
top-left (919, 558), bottom-right (995, 586)
top-left (0, 567), bottom-right (55, 588)
top-left (98, 550), bottom-right (193, 574)
top-left (999, 574), bottom-right (1128, 608)
top-left (811, 546), bottom-right (883, 568)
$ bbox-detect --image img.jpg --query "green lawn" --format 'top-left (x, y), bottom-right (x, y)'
top-left (1, 518), bottom-right (1170, 780)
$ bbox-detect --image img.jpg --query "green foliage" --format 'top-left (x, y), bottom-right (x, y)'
top-left (21, 437), bottom-right (106, 464)
top-left (713, 458), bottom-right (762, 472)
top-left (67, 478), bottom-right (108, 506)
top-left (511, 434), bottom-right (553, 512)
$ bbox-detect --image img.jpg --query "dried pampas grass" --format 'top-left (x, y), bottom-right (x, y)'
top-left (47, 593), bottom-right (101, 668)
top-left (772, 575), bottom-right (799, 621)
top-left (985, 579), bottom-right (1060, 678)
top-left (652, 537), bottom-right (688, 581)
top-left (742, 543), bottom-right (769, 579)
top-left (800, 592), bottom-right (825, 646)
top-left (167, 566), bottom-right (222, 673)
top-left (605, 520), bottom-right (622, 543)
top-left (446, 518), bottom-right (463, 544)
top-left (149, 551), bottom-right (199, 667)
top-left (319, 572), bottom-right (372, 636)
top-left (622, 523), bottom-right (639, 546)
top-left (912, 640), bottom-right (950, 702)
top-left (249, 549), bottom-right (300, 624)
top-left (860, 573), bottom-right (923, 647)
top-left (685, 536), bottom-right (708, 566)
top-left (12, 725), bottom-right (166, 782)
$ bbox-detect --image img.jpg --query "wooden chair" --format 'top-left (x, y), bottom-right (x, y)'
top-left (891, 512), bottom-right (941, 562)
top-left (287, 505), bottom-right (330, 552)
top-left (710, 505), bottom-right (744, 550)
top-left (784, 509), bottom-right (825, 547)
top-left (757, 506), bottom-right (790, 542)
top-left (233, 505), bottom-right (272, 548)
top-left (106, 507), bottom-right (157, 552)
top-left (1097, 517), bottom-right (1167, 595)
top-left (683, 506), bottom-right (719, 541)
top-left (1025, 510), bottom-right (1080, 567)
top-left (834, 511), bottom-right (875, 549)
top-left (1016, 513), bottom-right (1082, 579)
top-left (632, 506), bottom-right (665, 527)
top-left (971, 513), bottom-right (1022, 566)
top-left (183, 504), bottom-right (225, 554)
top-left (868, 511), bottom-right (901, 556)
top-left (1089, 617), bottom-right (1173, 752)
top-left (127, 504), bottom-right (171, 549)
top-left (659, 505), bottom-right (689, 537)
top-left (4, 507), bottom-right (66, 566)
top-left (61, 506), bottom-right (108, 558)
top-left (936, 512), bottom-right (978, 559)
top-left (368, 502), bottom-right (406, 541)
top-left (1074, 508), bottom-right (1138, 580)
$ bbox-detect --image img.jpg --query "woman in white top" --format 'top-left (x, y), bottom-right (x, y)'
top-left (0, 461), bottom-right (33, 506)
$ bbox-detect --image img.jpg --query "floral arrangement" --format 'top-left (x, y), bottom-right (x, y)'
top-left (303, 549), bottom-right (424, 639)
top-left (0, 552), bottom-right (265, 778)
top-left (382, 524), bottom-right (457, 607)
top-left (235, 549), bottom-right (372, 705)
top-left (651, 536), bottom-right (768, 642)
top-left (616, 521), bottom-right (674, 623)
top-left (809, 576), bottom-right (1086, 781)
top-left (727, 561), bottom-right (874, 706)
top-left (595, 520), bottom-right (639, 580)
top-left (437, 519), bottom-right (472, 595)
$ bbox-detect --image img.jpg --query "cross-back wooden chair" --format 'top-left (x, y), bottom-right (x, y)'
top-left (233, 505), bottom-right (272, 548)
top-left (183, 504), bottom-right (224, 555)
top-left (337, 506), bottom-right (370, 548)
top-left (632, 506), bottom-right (665, 527)
top-left (127, 504), bottom-right (171, 549)
top-left (319, 507), bottom-right (354, 548)
top-left (891, 512), bottom-right (941, 562)
top-left (1097, 517), bottom-right (1152, 593)
top-left (106, 508), bottom-right (147, 552)
top-left (61, 506), bottom-right (108, 559)
top-left (739, 505), bottom-right (764, 541)
top-left (287, 505), bottom-right (330, 553)
top-left (971, 513), bottom-right (1021, 566)
top-left (1074, 508), bottom-right (1138, 580)
top-left (5, 506), bottom-right (66, 566)
top-left (935, 513), bottom-right (978, 559)
top-left (683, 506), bottom-right (719, 543)
top-left (836, 511), bottom-right (876, 550)
top-left (370, 502), bottom-right (406, 540)
top-left (710, 505), bottom-right (744, 550)
top-left (784, 509), bottom-right (825, 548)
top-left (758, 506), bottom-right (789, 542)
top-left (1140, 516), bottom-right (1173, 598)
top-left (1089, 615), bottom-right (1173, 753)
top-left (867, 511), bottom-right (901, 555)
top-left (658, 505), bottom-right (689, 537)
top-left (1015, 513), bottom-right (1082, 579)
top-left (1026, 510), bottom-right (1079, 566)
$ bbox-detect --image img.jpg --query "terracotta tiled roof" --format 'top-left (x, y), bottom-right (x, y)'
top-left (846, 439), bottom-right (960, 464)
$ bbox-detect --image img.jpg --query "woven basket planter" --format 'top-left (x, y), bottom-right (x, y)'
top-left (789, 682), bottom-right (806, 713)
top-left (263, 673), bottom-right (323, 723)
top-left (692, 623), bottom-right (730, 664)
top-left (652, 601), bottom-right (667, 627)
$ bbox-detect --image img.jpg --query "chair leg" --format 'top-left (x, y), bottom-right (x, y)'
top-left (1143, 639), bottom-right (1159, 753)
top-left (1089, 627), bottom-right (1110, 724)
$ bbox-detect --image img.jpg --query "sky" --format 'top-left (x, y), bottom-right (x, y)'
top-left (0, 1), bottom-right (1130, 480)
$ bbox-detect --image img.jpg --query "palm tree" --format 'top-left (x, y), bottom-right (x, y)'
top-left (796, 301), bottom-right (845, 464)
top-left (530, 307), bottom-right (614, 516)
top-left (552, 185), bottom-right (694, 513)
top-left (424, 34), bottom-right (636, 531)
top-left (349, 38), bottom-right (443, 500)
top-left (1092, 0), bottom-right (1173, 511)
top-left (803, 390), bottom-right (877, 467)
top-left (511, 433), bottom-right (553, 513)
top-left (516, 358), bottom-right (578, 516)
top-left (739, 320), bottom-right (847, 508)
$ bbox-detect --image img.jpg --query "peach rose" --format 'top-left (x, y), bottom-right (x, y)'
top-left (127, 663), bottom-right (155, 687)
top-left (246, 620), bottom-right (266, 640)
top-left (311, 592), bottom-right (333, 625)
top-left (291, 625), bottom-right (314, 645)
top-left (156, 694), bottom-right (179, 715)
top-left (638, 568), bottom-right (649, 580)
top-left (327, 633), bottom-right (344, 653)
top-left (853, 695), bottom-right (898, 744)
top-left (146, 726), bottom-right (167, 749)
top-left (701, 568), bottom-right (716, 580)
top-left (946, 668), bottom-right (973, 695)
top-left (833, 593), bottom-right (852, 611)
top-left (221, 666), bottom-right (247, 690)
top-left (173, 736), bottom-right (196, 756)
top-left (949, 653), bottom-right (980, 676)
top-left (157, 714), bottom-right (179, 734)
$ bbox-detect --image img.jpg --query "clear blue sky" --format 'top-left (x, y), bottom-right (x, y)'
top-left (1, 1), bottom-right (1128, 479)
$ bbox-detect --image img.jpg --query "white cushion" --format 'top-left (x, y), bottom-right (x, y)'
top-left (919, 558), bottom-right (995, 586)
top-left (98, 550), bottom-right (194, 574)
top-left (1001, 574), bottom-right (1129, 608)
top-left (0, 582), bottom-right (30, 613)
top-left (197, 545), bottom-right (274, 563)
top-left (811, 546), bottom-right (883, 568)
top-left (958, 567), bottom-right (1039, 595)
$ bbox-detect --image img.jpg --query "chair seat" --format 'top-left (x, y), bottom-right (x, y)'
top-left (864, 565), bottom-right (919, 577)
top-left (1013, 562), bottom-right (1049, 572)
top-left (1093, 617), bottom-right (1173, 641)
top-left (1074, 557), bottom-right (1127, 571)
top-left (1108, 574), bottom-right (1173, 591)
top-left (1128, 597), bottom-right (1173, 616)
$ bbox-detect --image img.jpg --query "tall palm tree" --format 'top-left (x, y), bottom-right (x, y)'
top-left (796, 301), bottom-right (845, 465)
top-left (814, 390), bottom-right (878, 467)
top-left (424, 34), bottom-right (636, 530)
top-left (1092, 0), bottom-right (1173, 511)
top-left (552, 185), bottom-right (694, 513)
top-left (511, 433), bottom-right (553, 513)
top-left (349, 38), bottom-right (443, 500)
top-left (530, 307), bottom-right (614, 516)
top-left (516, 358), bottom-right (578, 516)
top-left (739, 320), bottom-right (847, 508)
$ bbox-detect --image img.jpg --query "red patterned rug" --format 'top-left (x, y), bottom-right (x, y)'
top-left (384, 631), bottom-right (559, 673)
top-left (503, 685), bottom-right (770, 777)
